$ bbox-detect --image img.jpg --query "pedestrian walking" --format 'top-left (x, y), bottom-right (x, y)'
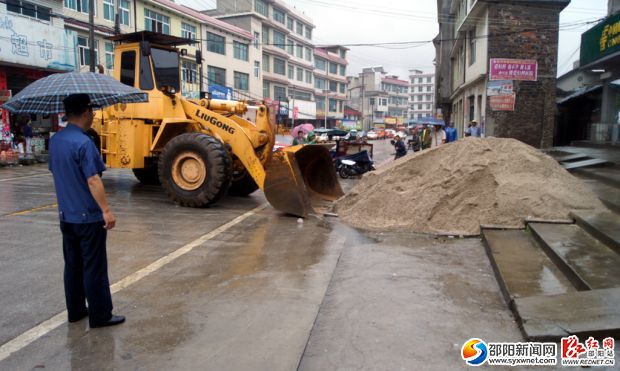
top-left (48, 93), bottom-right (125, 328)
top-left (445, 122), bottom-right (457, 143)
top-left (420, 124), bottom-right (432, 150)
top-left (393, 134), bottom-right (407, 160)
top-left (22, 117), bottom-right (34, 154)
top-left (465, 120), bottom-right (481, 137)
top-left (407, 127), bottom-right (421, 152)
top-left (431, 123), bottom-right (447, 148)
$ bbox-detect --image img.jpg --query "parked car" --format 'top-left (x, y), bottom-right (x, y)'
top-left (385, 129), bottom-right (397, 138)
top-left (366, 130), bottom-right (379, 140)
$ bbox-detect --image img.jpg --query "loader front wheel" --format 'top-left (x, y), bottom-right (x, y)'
top-left (158, 133), bottom-right (232, 207)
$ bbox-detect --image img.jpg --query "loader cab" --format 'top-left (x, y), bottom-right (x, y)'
top-left (106, 31), bottom-right (199, 120)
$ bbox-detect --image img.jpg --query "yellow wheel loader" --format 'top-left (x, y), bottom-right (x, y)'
top-left (92, 31), bottom-right (342, 217)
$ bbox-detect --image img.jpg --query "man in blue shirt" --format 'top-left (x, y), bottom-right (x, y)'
top-left (49, 94), bottom-right (124, 328)
top-left (465, 120), bottom-right (482, 137)
top-left (445, 122), bottom-right (458, 143)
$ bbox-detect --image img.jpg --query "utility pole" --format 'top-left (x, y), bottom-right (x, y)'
top-left (291, 86), bottom-right (295, 127)
top-left (324, 69), bottom-right (328, 129)
top-left (361, 73), bottom-right (366, 131)
top-left (114, 0), bottom-right (121, 35)
top-left (88, 0), bottom-right (96, 72)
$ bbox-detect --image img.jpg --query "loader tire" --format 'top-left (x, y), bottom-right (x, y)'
top-left (133, 166), bottom-right (160, 185)
top-left (228, 170), bottom-right (259, 197)
top-left (158, 133), bottom-right (232, 207)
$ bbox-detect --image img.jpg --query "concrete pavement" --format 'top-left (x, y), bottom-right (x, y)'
top-left (0, 140), bottom-right (526, 370)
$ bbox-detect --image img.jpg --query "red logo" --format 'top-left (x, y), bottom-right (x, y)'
top-left (561, 335), bottom-right (587, 359)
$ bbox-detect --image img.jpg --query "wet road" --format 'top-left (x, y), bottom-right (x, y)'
top-left (0, 140), bottom-right (522, 370)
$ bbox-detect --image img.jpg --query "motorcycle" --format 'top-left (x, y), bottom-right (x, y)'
top-left (335, 150), bottom-right (375, 179)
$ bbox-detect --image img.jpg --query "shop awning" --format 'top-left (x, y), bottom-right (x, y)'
top-left (557, 84), bottom-right (602, 105)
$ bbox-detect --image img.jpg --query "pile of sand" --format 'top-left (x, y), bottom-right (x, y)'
top-left (336, 137), bottom-right (605, 236)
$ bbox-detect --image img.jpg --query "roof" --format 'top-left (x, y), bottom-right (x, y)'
top-left (107, 31), bottom-right (196, 46)
top-left (557, 84), bottom-right (602, 105)
top-left (314, 48), bottom-right (348, 65)
top-left (381, 77), bottom-right (409, 87)
top-left (147, 0), bottom-right (253, 40)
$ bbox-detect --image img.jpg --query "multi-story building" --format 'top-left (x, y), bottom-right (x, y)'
top-left (434, 0), bottom-right (569, 147)
top-left (1, 0), bottom-right (75, 141)
top-left (408, 70), bottom-right (435, 121)
top-left (61, 0), bottom-right (256, 100)
top-left (314, 46), bottom-right (348, 128)
top-left (207, 0), bottom-right (318, 124)
top-left (347, 66), bottom-right (408, 131)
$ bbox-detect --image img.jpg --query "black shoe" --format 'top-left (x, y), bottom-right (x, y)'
top-left (90, 315), bottom-right (125, 328)
top-left (68, 309), bottom-right (89, 323)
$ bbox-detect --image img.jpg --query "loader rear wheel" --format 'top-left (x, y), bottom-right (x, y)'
top-left (228, 170), bottom-right (259, 197)
top-left (158, 133), bottom-right (232, 207)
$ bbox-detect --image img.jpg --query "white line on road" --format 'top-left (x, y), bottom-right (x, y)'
top-left (0, 173), bottom-right (51, 183)
top-left (0, 203), bottom-right (269, 363)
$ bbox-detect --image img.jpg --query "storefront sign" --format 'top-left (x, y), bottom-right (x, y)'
top-left (490, 59), bottom-right (537, 81)
top-left (487, 80), bottom-right (513, 96)
top-left (0, 12), bottom-right (75, 70)
top-left (489, 94), bottom-right (516, 111)
top-left (581, 12), bottom-right (620, 66)
top-left (208, 84), bottom-right (233, 100)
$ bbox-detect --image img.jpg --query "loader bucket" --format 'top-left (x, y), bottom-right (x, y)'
top-left (264, 145), bottom-right (344, 218)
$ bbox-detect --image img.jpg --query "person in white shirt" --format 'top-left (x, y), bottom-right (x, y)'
top-left (431, 123), bottom-right (447, 148)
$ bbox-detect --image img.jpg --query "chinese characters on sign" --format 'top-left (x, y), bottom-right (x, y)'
top-left (600, 19), bottom-right (620, 53)
top-left (490, 59), bottom-right (538, 81)
top-left (561, 335), bottom-right (615, 367)
top-left (489, 94), bottom-right (516, 111)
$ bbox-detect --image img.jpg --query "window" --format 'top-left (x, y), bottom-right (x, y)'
top-left (64, 0), bottom-right (93, 14)
top-left (262, 54), bottom-right (270, 72)
top-left (255, 0), bottom-right (267, 16)
top-left (182, 61), bottom-right (198, 84)
top-left (273, 7), bottom-right (285, 24)
top-left (427, 76), bottom-right (432, 83)
top-left (287, 39), bottom-right (294, 55)
top-left (77, 36), bottom-right (98, 66)
top-left (339, 65), bottom-right (345, 76)
top-left (273, 58), bottom-right (285, 75)
top-left (297, 67), bottom-right (303, 82)
top-left (274, 86), bottom-right (286, 100)
top-left (254, 61), bottom-right (260, 78)
top-left (207, 32), bottom-right (225, 55)
top-left (329, 81), bottom-right (337, 92)
top-left (234, 71), bottom-right (249, 91)
top-left (296, 44), bottom-right (303, 58)
top-left (339, 49), bottom-right (346, 58)
top-left (468, 95), bottom-right (475, 121)
top-left (207, 65), bottom-right (226, 86)
top-left (339, 83), bottom-right (345, 94)
top-left (288, 64), bottom-right (294, 79)
top-left (151, 48), bottom-right (179, 91)
top-left (262, 25), bottom-right (269, 44)
top-left (181, 23), bottom-right (196, 40)
top-left (273, 30), bottom-right (285, 49)
top-left (105, 42), bottom-right (114, 70)
top-left (305, 47), bottom-right (312, 62)
top-left (287, 17), bottom-right (294, 30)
top-left (316, 99), bottom-right (325, 111)
top-left (296, 22), bottom-right (303, 35)
top-left (120, 51), bottom-right (135, 87)
top-left (315, 78), bottom-right (326, 90)
top-left (144, 9), bottom-right (169, 34)
top-left (305, 27), bottom-right (312, 39)
top-left (315, 58), bottom-right (326, 71)
top-left (10, 0), bottom-right (51, 20)
top-left (291, 90), bottom-right (312, 101)
top-left (469, 29), bottom-right (476, 65)
top-left (233, 41), bottom-right (249, 61)
top-left (305, 70), bottom-right (312, 84)
top-left (418, 86), bottom-right (422, 92)
top-left (263, 81), bottom-right (270, 98)
top-left (254, 32), bottom-right (259, 49)
top-left (382, 99), bottom-right (387, 105)
top-left (103, 0), bottom-right (114, 21)
top-left (119, 0), bottom-right (130, 25)
top-left (426, 86), bottom-right (431, 92)
top-left (418, 78), bottom-right (423, 83)
top-left (140, 53), bottom-right (153, 90)
top-left (329, 98), bottom-right (337, 112)
top-left (329, 62), bottom-right (337, 74)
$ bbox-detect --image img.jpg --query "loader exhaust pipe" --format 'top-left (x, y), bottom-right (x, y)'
top-left (264, 145), bottom-right (344, 218)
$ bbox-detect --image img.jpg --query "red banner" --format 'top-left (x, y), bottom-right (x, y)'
top-left (489, 94), bottom-right (516, 111)
top-left (490, 59), bottom-right (538, 81)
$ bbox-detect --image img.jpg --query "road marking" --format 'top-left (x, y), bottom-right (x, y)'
top-left (7, 204), bottom-right (58, 216)
top-left (0, 173), bottom-right (50, 183)
top-left (0, 203), bottom-right (269, 363)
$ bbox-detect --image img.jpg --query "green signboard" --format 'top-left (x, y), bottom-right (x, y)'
top-left (581, 12), bottom-right (620, 66)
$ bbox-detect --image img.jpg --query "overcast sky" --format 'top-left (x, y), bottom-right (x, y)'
top-left (184, 0), bottom-right (608, 79)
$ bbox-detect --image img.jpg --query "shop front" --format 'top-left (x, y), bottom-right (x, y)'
top-left (579, 11), bottom-right (620, 144)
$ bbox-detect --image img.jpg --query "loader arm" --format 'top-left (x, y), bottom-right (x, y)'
top-left (180, 98), bottom-right (343, 217)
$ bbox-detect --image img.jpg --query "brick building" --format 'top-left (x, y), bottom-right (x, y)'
top-left (434, 0), bottom-right (570, 148)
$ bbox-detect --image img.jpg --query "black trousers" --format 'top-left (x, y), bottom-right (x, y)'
top-left (60, 221), bottom-right (113, 325)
